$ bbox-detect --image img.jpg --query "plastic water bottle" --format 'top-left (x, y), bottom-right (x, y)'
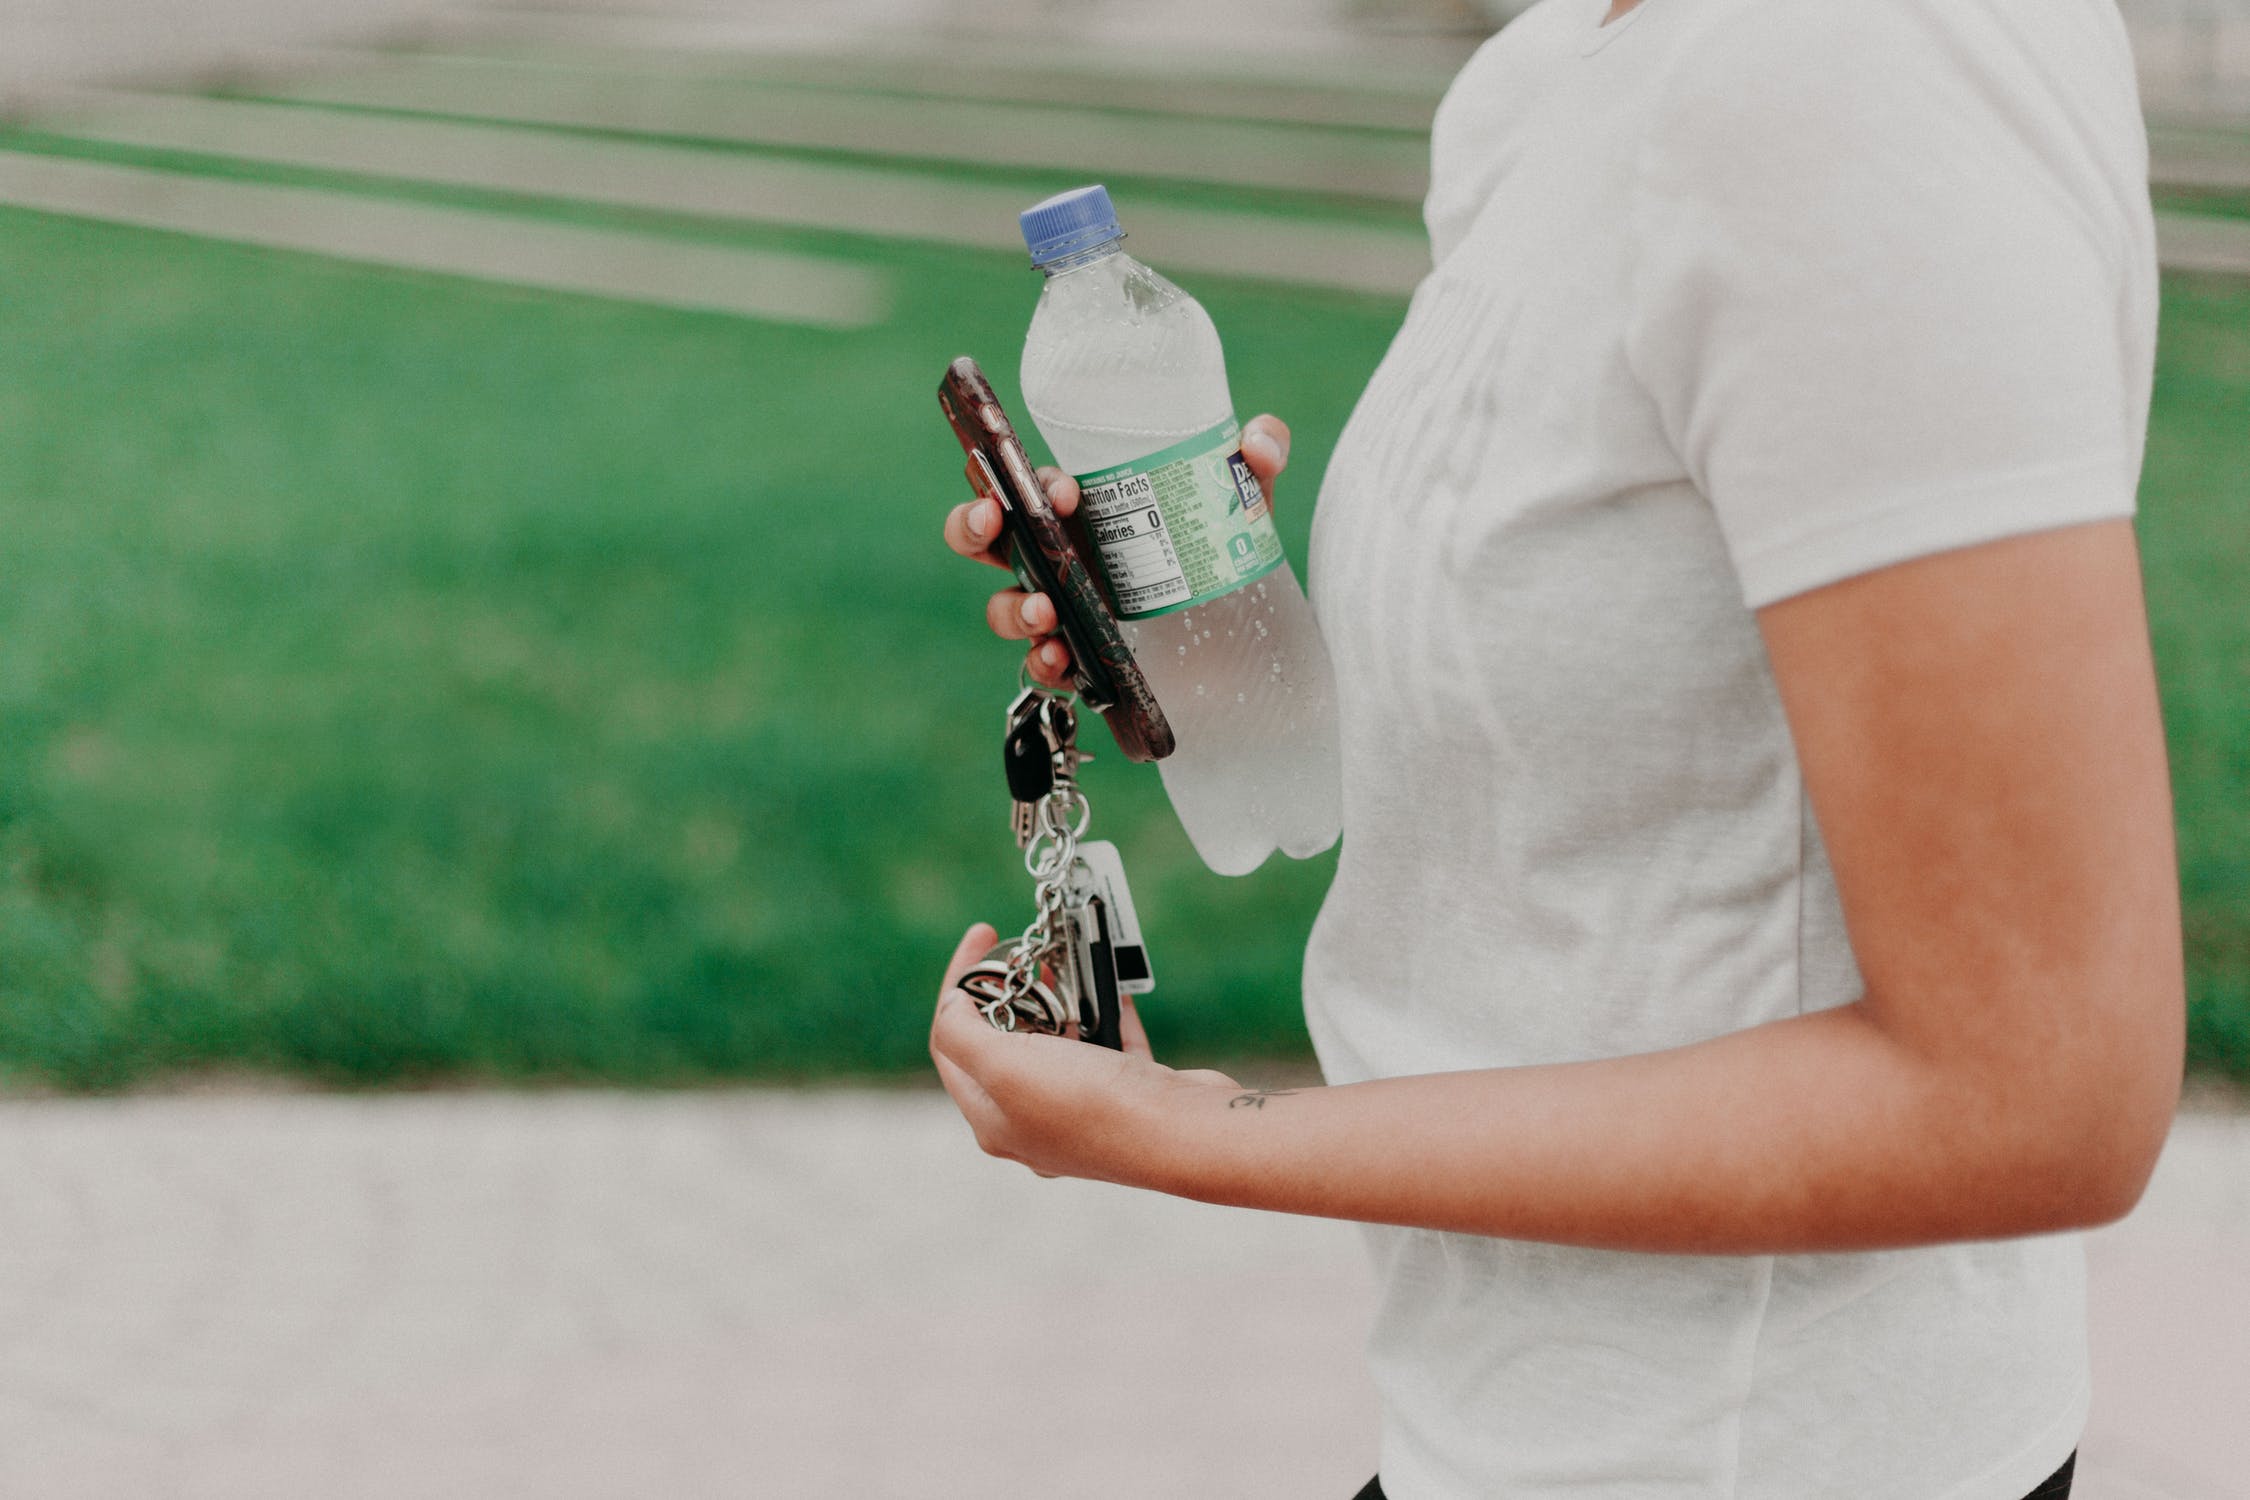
top-left (1017, 185), bottom-right (1342, 877)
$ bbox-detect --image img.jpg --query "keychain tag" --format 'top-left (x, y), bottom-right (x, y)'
top-left (1072, 839), bottom-right (1152, 995)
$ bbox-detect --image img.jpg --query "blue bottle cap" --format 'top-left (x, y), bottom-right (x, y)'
top-left (1019, 185), bottom-right (1124, 266)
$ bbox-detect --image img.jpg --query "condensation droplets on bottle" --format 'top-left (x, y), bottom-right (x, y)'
top-left (1017, 185), bottom-right (1342, 876)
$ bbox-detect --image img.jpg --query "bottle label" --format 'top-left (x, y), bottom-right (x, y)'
top-left (1072, 417), bottom-right (1284, 620)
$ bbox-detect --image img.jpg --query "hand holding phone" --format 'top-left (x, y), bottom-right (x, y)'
top-left (938, 357), bottom-right (1174, 763)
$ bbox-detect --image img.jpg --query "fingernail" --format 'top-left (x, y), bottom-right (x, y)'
top-left (1045, 476), bottom-right (1070, 504)
top-left (1244, 429), bottom-right (1283, 467)
top-left (966, 505), bottom-right (990, 540)
top-left (1020, 596), bottom-right (1042, 630)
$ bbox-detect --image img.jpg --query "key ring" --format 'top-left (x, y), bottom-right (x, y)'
top-left (1017, 657), bottom-right (1083, 706)
top-left (965, 670), bottom-right (1115, 1043)
top-left (1023, 806), bottom-right (1088, 882)
top-left (1034, 785), bottom-right (1092, 846)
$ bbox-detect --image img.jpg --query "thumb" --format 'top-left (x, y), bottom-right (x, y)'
top-left (1240, 415), bottom-right (1291, 501)
top-left (941, 923), bottom-right (998, 1000)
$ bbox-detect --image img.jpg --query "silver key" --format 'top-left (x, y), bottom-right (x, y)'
top-left (1002, 687), bottom-right (1054, 848)
top-left (1070, 840), bottom-right (1153, 996)
top-left (1054, 892), bottom-right (1103, 1043)
top-left (1038, 696), bottom-right (1086, 792)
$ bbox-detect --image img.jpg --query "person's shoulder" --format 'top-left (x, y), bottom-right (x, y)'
top-left (1425, 0), bottom-right (1604, 264)
top-left (1657, 0), bottom-right (1989, 71)
top-left (1430, 0), bottom-right (1596, 141)
top-left (1462, 0), bottom-right (1601, 71)
top-left (1637, 0), bottom-right (2146, 232)
top-left (1647, 0), bottom-right (2134, 143)
top-left (1650, 0), bottom-right (1960, 125)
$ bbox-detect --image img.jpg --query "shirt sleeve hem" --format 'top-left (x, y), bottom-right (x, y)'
top-left (1730, 451), bottom-right (2138, 610)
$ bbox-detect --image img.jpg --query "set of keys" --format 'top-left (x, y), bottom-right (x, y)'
top-left (958, 684), bottom-right (1153, 1050)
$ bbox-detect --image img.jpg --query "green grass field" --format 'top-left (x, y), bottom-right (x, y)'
top-left (0, 141), bottom-right (2244, 1089)
top-left (2141, 273), bottom-right (2250, 1081)
top-left (0, 176), bottom-right (1397, 1088)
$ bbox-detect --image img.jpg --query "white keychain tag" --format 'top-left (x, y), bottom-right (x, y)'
top-left (1071, 839), bottom-right (1153, 995)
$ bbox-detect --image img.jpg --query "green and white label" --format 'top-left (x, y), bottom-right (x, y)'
top-left (1074, 417), bottom-right (1284, 619)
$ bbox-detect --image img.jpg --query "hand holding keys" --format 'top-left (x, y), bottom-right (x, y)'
top-left (961, 684), bottom-right (1153, 1050)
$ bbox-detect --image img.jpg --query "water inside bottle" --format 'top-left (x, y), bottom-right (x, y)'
top-left (1022, 242), bottom-right (1341, 876)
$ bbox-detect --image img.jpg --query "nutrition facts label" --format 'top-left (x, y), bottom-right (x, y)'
top-left (1074, 417), bottom-right (1285, 620)
top-left (1080, 471), bottom-right (1192, 615)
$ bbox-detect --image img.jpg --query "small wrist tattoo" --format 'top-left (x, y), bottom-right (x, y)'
top-left (1228, 1088), bottom-right (1300, 1110)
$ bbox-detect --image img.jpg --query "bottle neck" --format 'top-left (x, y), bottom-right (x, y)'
top-left (1035, 237), bottom-right (1126, 278)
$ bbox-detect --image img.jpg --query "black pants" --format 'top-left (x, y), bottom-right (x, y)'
top-left (1351, 1450), bottom-right (2075, 1500)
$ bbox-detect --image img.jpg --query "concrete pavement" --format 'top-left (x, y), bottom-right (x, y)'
top-left (0, 1088), bottom-right (1379, 1499)
top-left (0, 1086), bottom-right (2241, 1499)
top-left (2081, 1101), bottom-right (2250, 1500)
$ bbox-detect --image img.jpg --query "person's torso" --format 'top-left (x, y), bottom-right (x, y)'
top-left (1301, 0), bottom-right (2149, 1493)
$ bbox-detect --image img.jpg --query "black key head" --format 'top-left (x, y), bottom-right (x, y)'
top-left (1004, 719), bottom-right (1057, 803)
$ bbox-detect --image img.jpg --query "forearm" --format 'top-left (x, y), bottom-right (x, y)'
top-left (1149, 1001), bottom-right (2139, 1255)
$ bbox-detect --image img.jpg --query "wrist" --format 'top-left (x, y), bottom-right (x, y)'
top-left (1126, 1070), bottom-right (1240, 1201)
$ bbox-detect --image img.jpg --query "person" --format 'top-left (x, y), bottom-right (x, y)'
top-left (929, 0), bottom-right (2183, 1492)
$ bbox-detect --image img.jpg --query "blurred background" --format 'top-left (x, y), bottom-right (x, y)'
top-left (0, 0), bottom-right (2243, 1495)
top-left (0, 0), bottom-right (2243, 1093)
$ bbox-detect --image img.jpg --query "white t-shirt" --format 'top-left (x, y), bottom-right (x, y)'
top-left (1301, 0), bottom-right (2157, 1494)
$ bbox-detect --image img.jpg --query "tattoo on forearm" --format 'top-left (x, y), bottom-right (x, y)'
top-left (1228, 1088), bottom-right (1300, 1110)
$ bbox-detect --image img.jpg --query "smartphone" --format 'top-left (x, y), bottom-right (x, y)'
top-left (938, 356), bottom-right (1174, 763)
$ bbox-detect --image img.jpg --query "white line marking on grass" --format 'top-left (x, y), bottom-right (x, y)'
top-left (42, 91), bottom-right (1433, 296)
top-left (476, 36), bottom-right (1446, 133)
top-left (269, 51), bottom-right (1433, 204)
top-left (464, 12), bottom-right (1467, 115)
top-left (2148, 129), bottom-right (2250, 194)
top-left (0, 149), bottom-right (893, 327)
top-left (2155, 211), bottom-right (2250, 276)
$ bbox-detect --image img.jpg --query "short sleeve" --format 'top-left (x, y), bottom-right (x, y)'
top-left (1622, 0), bottom-right (2144, 609)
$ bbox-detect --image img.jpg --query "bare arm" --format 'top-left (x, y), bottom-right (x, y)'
top-left (931, 520), bottom-right (2183, 1253)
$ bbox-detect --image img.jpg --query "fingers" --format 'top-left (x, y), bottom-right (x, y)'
top-left (931, 988), bottom-right (1025, 1129)
top-left (943, 498), bottom-right (1012, 571)
top-left (935, 1032), bottom-right (1051, 1178)
top-left (934, 925), bottom-right (1054, 1172)
top-left (975, 576), bottom-right (1074, 684)
top-left (947, 474), bottom-right (1078, 565)
top-left (993, 597), bottom-right (1072, 685)
top-left (932, 924), bottom-right (1000, 1090)
top-left (932, 1020), bottom-right (996, 1113)
top-left (940, 923), bottom-right (997, 998)
top-left (1241, 414), bottom-right (1291, 473)
top-left (952, 467), bottom-right (1085, 675)
top-left (1035, 467), bottom-right (1080, 519)
top-left (933, 985), bottom-right (1059, 1170)
top-left (1118, 994), bottom-right (1154, 1061)
top-left (1240, 414), bottom-right (1291, 505)
top-left (984, 587), bottom-right (1059, 642)
top-left (931, 1014), bottom-right (1013, 1162)
top-left (931, 927), bottom-right (1012, 1134)
top-left (1025, 637), bottom-right (1073, 688)
top-left (931, 925), bottom-right (1011, 1076)
top-left (982, 587), bottom-right (1070, 684)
